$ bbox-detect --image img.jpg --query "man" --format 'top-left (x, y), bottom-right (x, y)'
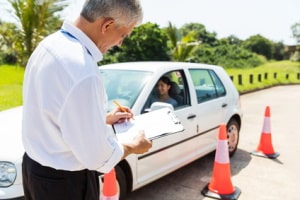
top-left (21, 0), bottom-right (152, 199)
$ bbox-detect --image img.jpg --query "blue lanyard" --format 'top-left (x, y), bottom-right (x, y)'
top-left (60, 29), bottom-right (92, 56)
top-left (61, 29), bottom-right (77, 40)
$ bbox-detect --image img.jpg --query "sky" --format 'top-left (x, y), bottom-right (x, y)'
top-left (1, 0), bottom-right (300, 45)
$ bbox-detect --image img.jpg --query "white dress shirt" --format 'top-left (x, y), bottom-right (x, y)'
top-left (22, 22), bottom-right (124, 173)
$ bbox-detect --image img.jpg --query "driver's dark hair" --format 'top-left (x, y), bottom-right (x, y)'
top-left (159, 76), bottom-right (172, 86)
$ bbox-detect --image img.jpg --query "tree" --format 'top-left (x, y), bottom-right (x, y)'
top-left (272, 41), bottom-right (285, 60)
top-left (101, 22), bottom-right (170, 64)
top-left (291, 22), bottom-right (300, 45)
top-left (179, 23), bottom-right (218, 46)
top-left (242, 34), bottom-right (274, 60)
top-left (164, 22), bottom-right (199, 62)
top-left (8, 0), bottom-right (68, 66)
top-left (0, 21), bottom-right (19, 64)
top-left (222, 35), bottom-right (243, 46)
top-left (289, 22), bottom-right (300, 61)
top-left (191, 42), bottom-right (265, 68)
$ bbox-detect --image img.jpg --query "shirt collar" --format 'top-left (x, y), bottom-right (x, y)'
top-left (61, 21), bottom-right (103, 62)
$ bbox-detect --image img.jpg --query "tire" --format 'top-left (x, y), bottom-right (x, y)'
top-left (227, 118), bottom-right (240, 157)
top-left (115, 166), bottom-right (128, 200)
top-left (98, 166), bottom-right (128, 200)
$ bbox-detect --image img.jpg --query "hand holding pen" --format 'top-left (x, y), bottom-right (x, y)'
top-left (113, 100), bottom-right (135, 120)
top-left (106, 100), bottom-right (135, 125)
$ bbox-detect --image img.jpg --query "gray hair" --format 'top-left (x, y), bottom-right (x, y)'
top-left (80, 0), bottom-right (143, 26)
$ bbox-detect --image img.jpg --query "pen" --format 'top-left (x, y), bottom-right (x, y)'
top-left (113, 100), bottom-right (134, 120)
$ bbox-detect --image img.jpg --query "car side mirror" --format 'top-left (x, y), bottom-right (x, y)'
top-left (150, 102), bottom-right (174, 112)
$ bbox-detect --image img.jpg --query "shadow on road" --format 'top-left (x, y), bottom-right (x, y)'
top-left (125, 148), bottom-right (252, 200)
top-left (231, 148), bottom-right (252, 176)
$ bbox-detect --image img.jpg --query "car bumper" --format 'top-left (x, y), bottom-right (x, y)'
top-left (0, 184), bottom-right (24, 200)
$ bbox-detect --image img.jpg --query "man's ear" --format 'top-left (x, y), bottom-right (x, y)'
top-left (100, 18), bottom-right (115, 33)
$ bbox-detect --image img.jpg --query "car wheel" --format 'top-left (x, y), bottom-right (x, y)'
top-left (98, 166), bottom-right (127, 200)
top-left (115, 165), bottom-right (127, 200)
top-left (227, 118), bottom-right (240, 157)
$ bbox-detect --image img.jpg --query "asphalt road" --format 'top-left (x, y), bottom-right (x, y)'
top-left (124, 85), bottom-right (300, 200)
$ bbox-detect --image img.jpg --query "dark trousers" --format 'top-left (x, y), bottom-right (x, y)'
top-left (22, 153), bottom-right (100, 200)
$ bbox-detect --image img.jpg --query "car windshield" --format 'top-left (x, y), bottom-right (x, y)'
top-left (99, 69), bottom-right (152, 112)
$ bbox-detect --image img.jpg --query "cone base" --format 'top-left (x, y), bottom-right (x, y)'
top-left (201, 183), bottom-right (241, 200)
top-left (251, 151), bottom-right (280, 159)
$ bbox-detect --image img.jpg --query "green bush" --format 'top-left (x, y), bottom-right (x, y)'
top-left (191, 43), bottom-right (265, 68)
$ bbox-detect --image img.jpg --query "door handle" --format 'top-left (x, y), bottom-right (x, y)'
top-left (222, 103), bottom-right (228, 108)
top-left (187, 114), bottom-right (196, 119)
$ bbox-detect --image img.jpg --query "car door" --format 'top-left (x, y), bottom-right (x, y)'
top-left (186, 68), bottom-right (228, 156)
top-left (136, 69), bottom-right (200, 185)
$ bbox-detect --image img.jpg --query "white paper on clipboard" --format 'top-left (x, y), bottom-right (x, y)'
top-left (113, 107), bottom-right (184, 141)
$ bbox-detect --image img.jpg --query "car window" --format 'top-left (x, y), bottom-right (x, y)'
top-left (99, 69), bottom-right (152, 112)
top-left (189, 69), bottom-right (226, 103)
top-left (209, 70), bottom-right (226, 97)
top-left (143, 70), bottom-right (190, 112)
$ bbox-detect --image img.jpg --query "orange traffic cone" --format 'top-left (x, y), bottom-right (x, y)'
top-left (202, 124), bottom-right (241, 200)
top-left (100, 168), bottom-right (119, 200)
top-left (251, 106), bottom-right (279, 159)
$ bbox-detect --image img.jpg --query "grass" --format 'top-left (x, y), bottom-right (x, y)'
top-left (226, 61), bottom-right (300, 94)
top-left (0, 61), bottom-right (300, 111)
top-left (0, 65), bottom-right (24, 111)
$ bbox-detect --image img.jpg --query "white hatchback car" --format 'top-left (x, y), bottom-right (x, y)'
top-left (0, 62), bottom-right (242, 199)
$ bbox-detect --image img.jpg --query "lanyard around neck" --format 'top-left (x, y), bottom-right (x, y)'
top-left (60, 29), bottom-right (92, 56)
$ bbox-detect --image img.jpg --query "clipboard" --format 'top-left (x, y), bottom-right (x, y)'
top-left (113, 107), bottom-right (184, 141)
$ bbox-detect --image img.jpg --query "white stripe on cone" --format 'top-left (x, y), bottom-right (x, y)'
top-left (262, 118), bottom-right (271, 134)
top-left (215, 140), bottom-right (230, 164)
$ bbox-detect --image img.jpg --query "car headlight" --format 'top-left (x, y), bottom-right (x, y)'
top-left (0, 161), bottom-right (17, 187)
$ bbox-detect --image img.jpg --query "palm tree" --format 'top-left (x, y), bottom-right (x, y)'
top-left (8, 0), bottom-right (68, 66)
top-left (165, 22), bottom-right (200, 62)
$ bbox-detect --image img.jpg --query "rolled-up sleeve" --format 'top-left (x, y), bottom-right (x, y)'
top-left (58, 75), bottom-right (123, 173)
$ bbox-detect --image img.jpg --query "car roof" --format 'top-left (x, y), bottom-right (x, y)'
top-left (99, 61), bottom-right (222, 73)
